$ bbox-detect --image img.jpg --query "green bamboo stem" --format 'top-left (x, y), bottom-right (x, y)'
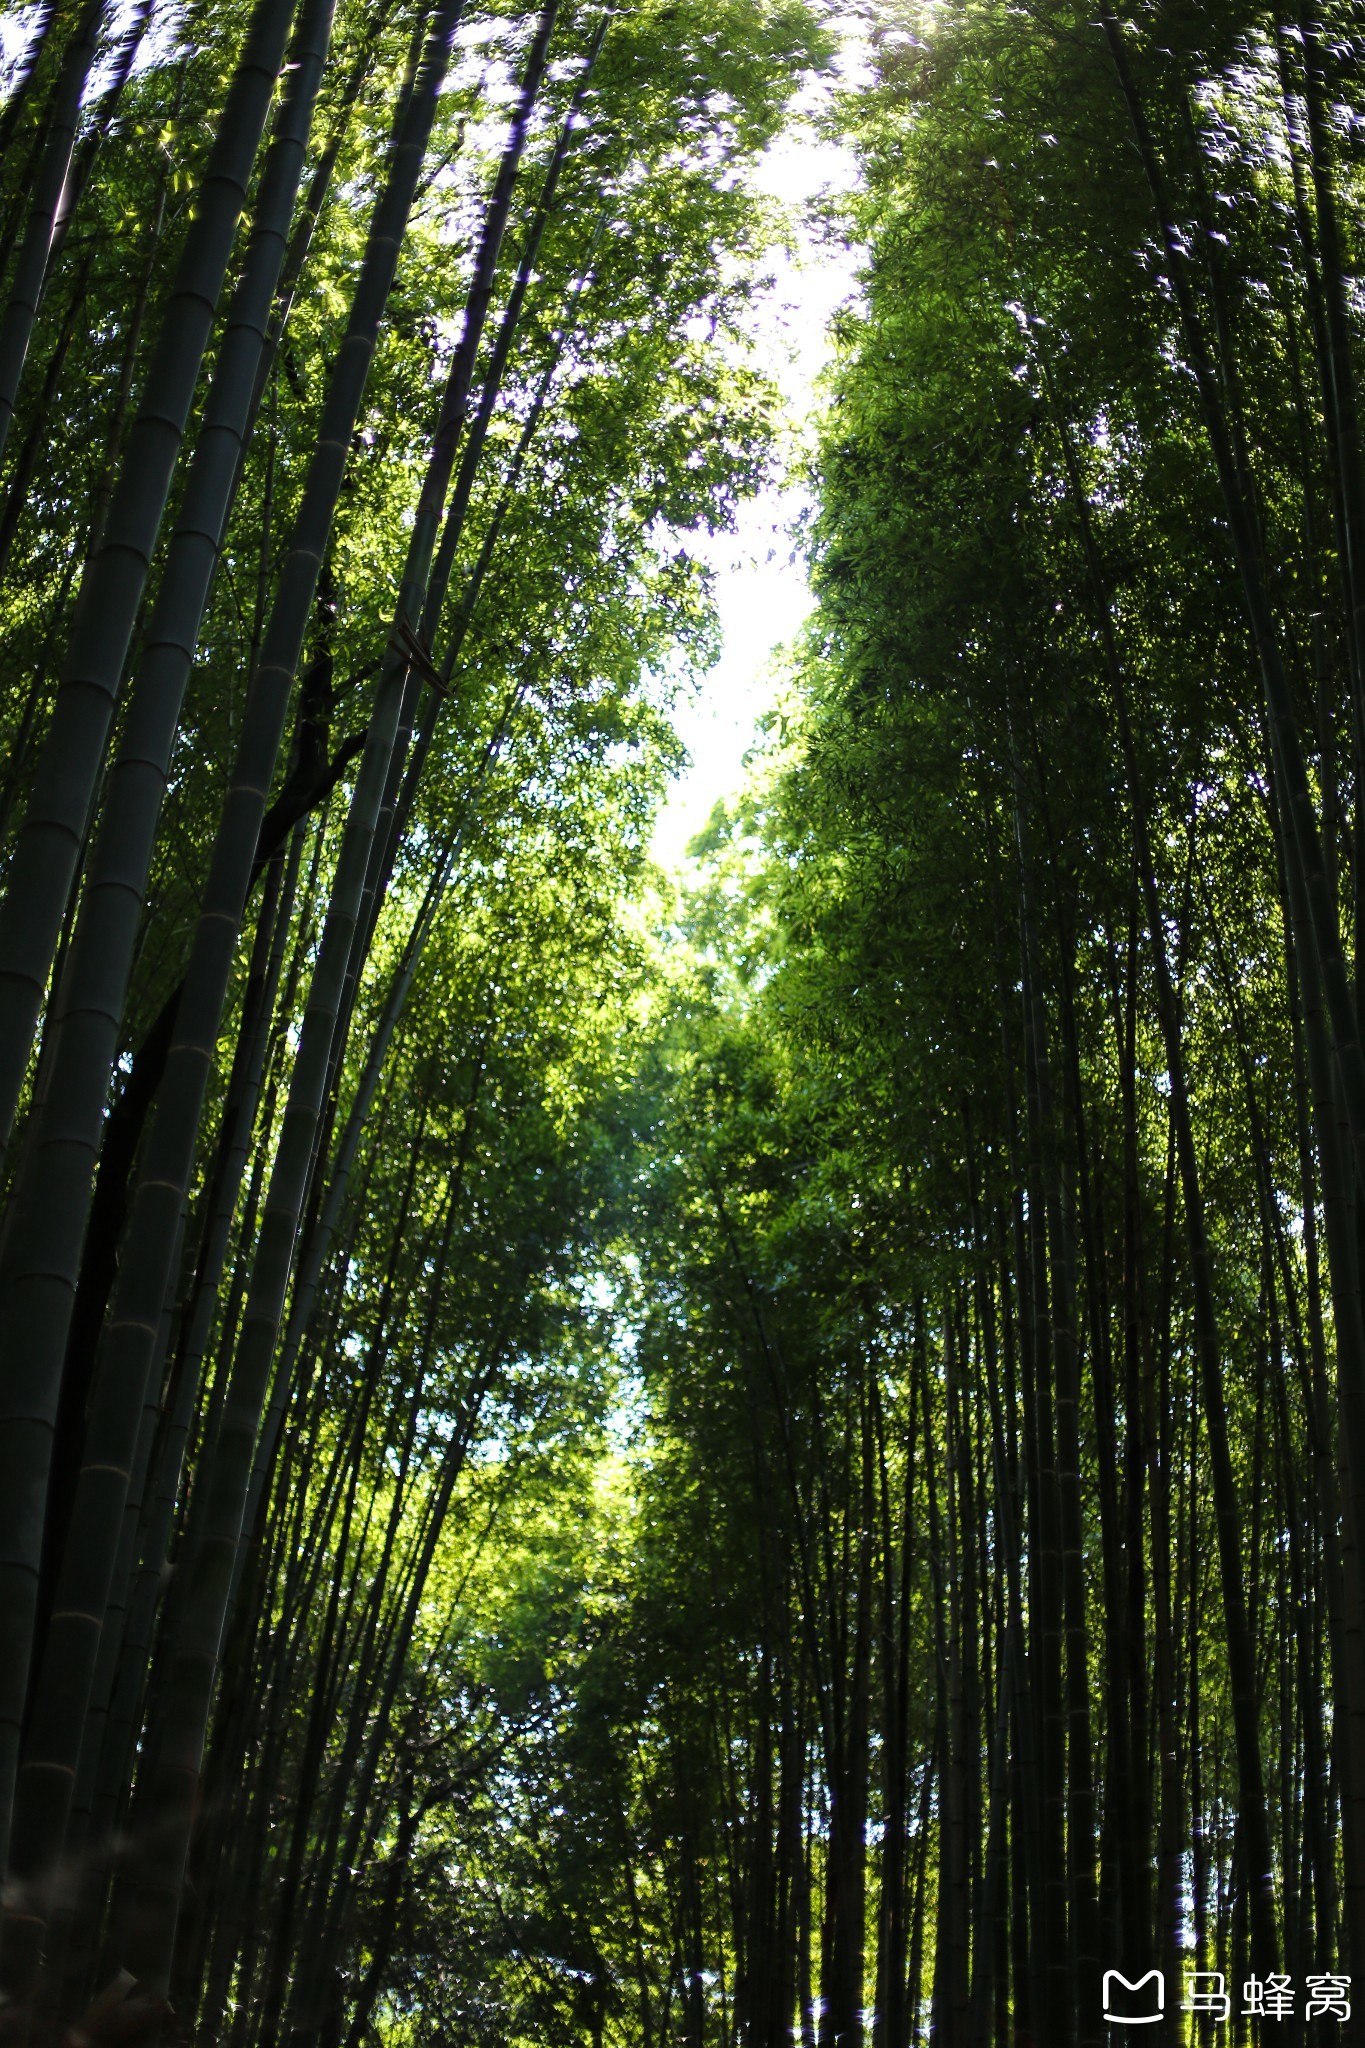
top-left (94, 7), bottom-right (469, 1991)
top-left (0, 0), bottom-right (105, 470)
top-left (0, 0), bottom-right (301, 1168)
top-left (0, 0), bottom-right (309, 1882)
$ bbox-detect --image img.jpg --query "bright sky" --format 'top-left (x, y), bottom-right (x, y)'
top-left (649, 86), bottom-right (863, 871)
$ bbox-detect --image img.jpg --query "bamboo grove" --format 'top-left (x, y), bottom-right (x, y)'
top-left (627, 0), bottom-right (1365, 2043)
top-left (7, 0), bottom-right (1365, 2043)
top-left (0, 0), bottom-right (824, 2035)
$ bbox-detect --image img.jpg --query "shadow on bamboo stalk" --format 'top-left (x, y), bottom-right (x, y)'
top-left (0, 1792), bottom-right (242, 2045)
top-left (0, 1972), bottom-right (172, 2048)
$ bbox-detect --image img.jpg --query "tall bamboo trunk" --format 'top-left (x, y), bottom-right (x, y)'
top-left (0, 0), bottom-right (302, 1165)
top-left (0, 12), bottom-right (337, 1990)
top-left (0, 0), bottom-right (106, 470)
top-left (0, 0), bottom-right (302, 1883)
